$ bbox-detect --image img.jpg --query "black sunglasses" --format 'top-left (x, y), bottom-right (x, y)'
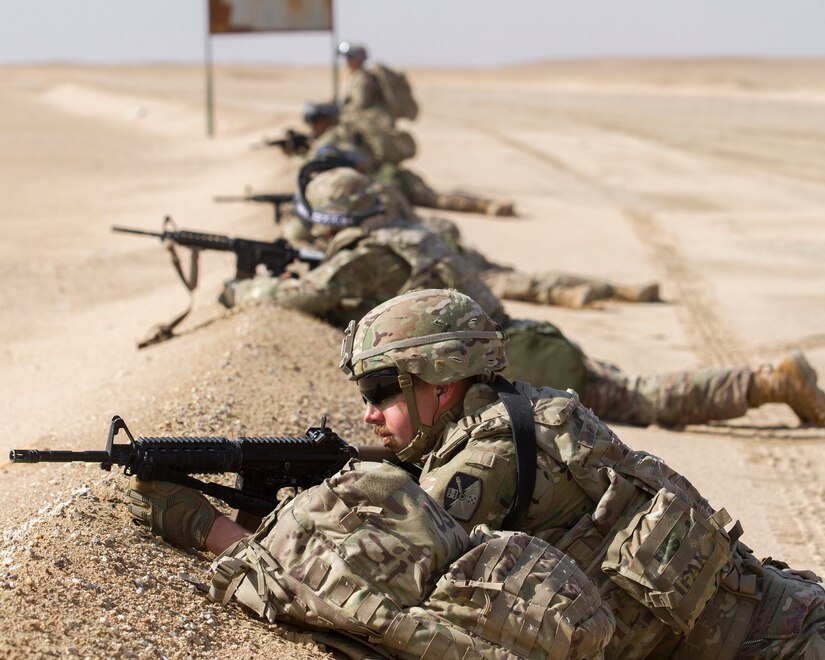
top-left (358, 369), bottom-right (403, 407)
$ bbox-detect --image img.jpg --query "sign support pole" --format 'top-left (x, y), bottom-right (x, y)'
top-left (205, 2), bottom-right (215, 137)
top-left (331, 5), bottom-right (339, 105)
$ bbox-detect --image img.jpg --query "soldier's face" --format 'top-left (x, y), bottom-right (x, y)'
top-left (362, 379), bottom-right (441, 453)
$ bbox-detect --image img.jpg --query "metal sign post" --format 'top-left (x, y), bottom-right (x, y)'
top-left (205, 9), bottom-right (215, 138)
top-left (204, 0), bottom-right (335, 138)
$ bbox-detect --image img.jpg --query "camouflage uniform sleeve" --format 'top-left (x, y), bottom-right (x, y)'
top-left (419, 434), bottom-right (517, 534)
top-left (229, 270), bottom-right (338, 314)
top-left (419, 423), bottom-right (594, 537)
top-left (232, 245), bottom-right (410, 318)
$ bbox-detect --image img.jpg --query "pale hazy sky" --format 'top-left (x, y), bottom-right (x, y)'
top-left (2, 0), bottom-right (824, 67)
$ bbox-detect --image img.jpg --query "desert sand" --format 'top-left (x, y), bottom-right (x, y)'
top-left (0, 60), bottom-right (824, 657)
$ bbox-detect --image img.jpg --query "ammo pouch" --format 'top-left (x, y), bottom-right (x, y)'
top-left (388, 527), bottom-right (615, 660)
top-left (602, 488), bottom-right (739, 635)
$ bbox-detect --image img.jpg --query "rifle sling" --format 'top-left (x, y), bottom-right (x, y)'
top-left (138, 240), bottom-right (200, 349)
top-left (130, 460), bottom-right (278, 515)
top-left (491, 378), bottom-right (537, 530)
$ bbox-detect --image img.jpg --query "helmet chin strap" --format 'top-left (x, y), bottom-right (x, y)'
top-left (394, 374), bottom-right (462, 463)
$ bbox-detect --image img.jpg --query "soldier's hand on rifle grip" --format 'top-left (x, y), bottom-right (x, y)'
top-left (126, 477), bottom-right (218, 550)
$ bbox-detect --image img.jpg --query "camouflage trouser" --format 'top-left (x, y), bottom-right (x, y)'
top-left (582, 357), bottom-right (752, 427)
top-left (678, 563), bottom-right (825, 658)
top-left (393, 168), bottom-right (495, 214)
top-left (739, 565), bottom-right (825, 658)
top-left (483, 269), bottom-right (615, 309)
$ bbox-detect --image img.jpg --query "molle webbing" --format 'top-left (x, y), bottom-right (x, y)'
top-left (444, 535), bottom-right (608, 660)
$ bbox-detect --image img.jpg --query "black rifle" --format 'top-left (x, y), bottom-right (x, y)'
top-left (251, 129), bottom-right (310, 156)
top-left (112, 218), bottom-right (323, 280)
top-left (112, 217), bottom-right (324, 348)
top-left (213, 193), bottom-right (295, 224)
top-left (11, 415), bottom-right (395, 528)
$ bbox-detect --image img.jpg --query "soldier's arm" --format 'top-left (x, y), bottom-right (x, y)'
top-left (230, 246), bottom-right (409, 317)
top-left (205, 515), bottom-right (249, 554)
top-left (229, 257), bottom-right (349, 315)
top-left (418, 437), bottom-right (517, 534)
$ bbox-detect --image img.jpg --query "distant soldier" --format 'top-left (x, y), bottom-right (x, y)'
top-left (225, 163), bottom-right (825, 429)
top-left (418, 214), bottom-right (660, 307)
top-left (281, 101), bottom-right (515, 218)
top-left (337, 42), bottom-right (390, 116)
top-left (337, 41), bottom-right (420, 124)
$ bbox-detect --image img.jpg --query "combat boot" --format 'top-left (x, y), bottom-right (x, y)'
top-left (612, 282), bottom-right (662, 303)
top-left (484, 200), bottom-right (516, 217)
top-left (748, 351), bottom-right (825, 426)
top-left (434, 193), bottom-right (515, 217)
top-left (547, 284), bottom-right (598, 308)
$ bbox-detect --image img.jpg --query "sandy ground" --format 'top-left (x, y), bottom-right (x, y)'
top-left (0, 60), bottom-right (824, 657)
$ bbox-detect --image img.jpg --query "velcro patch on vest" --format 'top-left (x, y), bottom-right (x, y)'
top-left (443, 472), bottom-right (482, 521)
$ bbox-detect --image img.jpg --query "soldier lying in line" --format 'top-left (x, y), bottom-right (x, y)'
top-left (223, 161), bottom-right (825, 429)
top-left (280, 100), bottom-right (516, 216)
top-left (127, 289), bottom-right (825, 658)
top-left (281, 155), bottom-right (660, 308)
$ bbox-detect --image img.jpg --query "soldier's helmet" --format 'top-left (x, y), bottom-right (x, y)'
top-left (340, 289), bottom-right (509, 384)
top-left (295, 160), bottom-right (384, 228)
top-left (302, 101), bottom-right (340, 125)
top-left (337, 41), bottom-right (368, 60)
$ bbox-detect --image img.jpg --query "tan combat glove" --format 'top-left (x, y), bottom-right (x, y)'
top-left (126, 477), bottom-right (217, 550)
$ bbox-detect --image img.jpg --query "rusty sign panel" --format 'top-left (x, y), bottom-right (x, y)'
top-left (210, 0), bottom-right (333, 34)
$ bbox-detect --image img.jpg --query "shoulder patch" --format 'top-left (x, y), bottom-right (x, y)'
top-left (443, 472), bottom-right (483, 521)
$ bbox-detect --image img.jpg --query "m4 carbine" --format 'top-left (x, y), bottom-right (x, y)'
top-left (250, 129), bottom-right (311, 156)
top-left (213, 192), bottom-right (295, 224)
top-left (112, 216), bottom-right (324, 347)
top-left (11, 415), bottom-right (394, 529)
top-left (112, 217), bottom-right (322, 280)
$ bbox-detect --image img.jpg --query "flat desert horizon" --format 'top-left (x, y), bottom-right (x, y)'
top-left (0, 60), bottom-right (824, 657)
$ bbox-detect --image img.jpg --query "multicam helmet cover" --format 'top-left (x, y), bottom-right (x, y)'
top-left (295, 163), bottom-right (384, 228)
top-left (340, 288), bottom-right (509, 384)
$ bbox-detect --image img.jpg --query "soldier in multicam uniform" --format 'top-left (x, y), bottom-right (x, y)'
top-left (228, 163), bottom-right (825, 430)
top-left (126, 452), bottom-right (615, 657)
top-left (415, 214), bottom-right (661, 307)
top-left (124, 289), bottom-right (825, 657)
top-left (337, 288), bottom-right (825, 657)
top-left (295, 100), bottom-right (517, 217)
top-left (284, 158), bottom-right (659, 307)
top-left (337, 42), bottom-right (390, 116)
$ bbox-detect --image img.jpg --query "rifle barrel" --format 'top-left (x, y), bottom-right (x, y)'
top-left (111, 226), bottom-right (164, 238)
top-left (10, 449), bottom-right (112, 463)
